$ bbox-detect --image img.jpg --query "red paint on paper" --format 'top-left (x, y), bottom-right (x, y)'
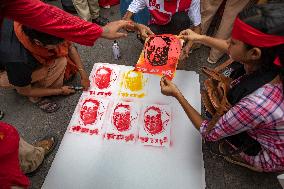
top-left (94, 66), bottom-right (113, 89)
top-left (135, 34), bottom-right (181, 80)
top-left (80, 99), bottom-right (100, 125)
top-left (125, 134), bottom-right (135, 142)
top-left (144, 106), bottom-right (164, 135)
top-left (112, 103), bottom-right (131, 132)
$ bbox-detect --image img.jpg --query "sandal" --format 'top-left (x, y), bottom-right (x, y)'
top-left (0, 110), bottom-right (4, 120)
top-left (34, 135), bottom-right (58, 157)
top-left (219, 140), bottom-right (263, 172)
top-left (207, 57), bottom-right (217, 64)
top-left (36, 98), bottom-right (60, 113)
top-left (26, 135), bottom-right (58, 175)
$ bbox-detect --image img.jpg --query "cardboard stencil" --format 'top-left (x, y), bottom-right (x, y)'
top-left (104, 101), bottom-right (140, 143)
top-left (118, 68), bottom-right (149, 99)
top-left (138, 104), bottom-right (171, 147)
top-left (69, 93), bottom-right (109, 135)
top-left (89, 63), bottom-right (120, 98)
top-left (135, 34), bottom-right (181, 80)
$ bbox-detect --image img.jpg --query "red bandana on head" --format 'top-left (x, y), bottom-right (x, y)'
top-left (231, 17), bottom-right (284, 66)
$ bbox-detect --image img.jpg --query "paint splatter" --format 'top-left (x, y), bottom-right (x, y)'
top-left (144, 106), bottom-right (164, 135)
top-left (112, 103), bottom-right (131, 132)
top-left (94, 66), bottom-right (112, 89)
top-left (80, 99), bottom-right (100, 126)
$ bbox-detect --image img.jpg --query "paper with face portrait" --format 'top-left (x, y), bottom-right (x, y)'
top-left (138, 104), bottom-right (172, 147)
top-left (69, 93), bottom-right (109, 136)
top-left (118, 68), bottom-right (149, 99)
top-left (104, 101), bottom-right (140, 143)
top-left (134, 34), bottom-right (182, 80)
top-left (89, 63), bottom-right (120, 98)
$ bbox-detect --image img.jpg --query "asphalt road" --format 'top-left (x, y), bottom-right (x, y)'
top-left (0, 3), bottom-right (282, 189)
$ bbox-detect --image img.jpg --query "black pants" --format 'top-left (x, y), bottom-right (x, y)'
top-left (227, 132), bottom-right (261, 156)
top-left (149, 12), bottom-right (192, 35)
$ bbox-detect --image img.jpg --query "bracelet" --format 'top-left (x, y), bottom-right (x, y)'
top-left (78, 68), bottom-right (84, 71)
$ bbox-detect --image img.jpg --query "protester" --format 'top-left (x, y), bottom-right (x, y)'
top-left (0, 121), bottom-right (56, 189)
top-left (161, 2), bottom-right (284, 172)
top-left (200, 0), bottom-right (252, 64)
top-left (0, 19), bottom-right (92, 113)
top-left (72, 0), bottom-right (109, 25)
top-left (123, 0), bottom-right (201, 57)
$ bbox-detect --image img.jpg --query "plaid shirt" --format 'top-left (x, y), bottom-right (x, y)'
top-left (200, 83), bottom-right (284, 172)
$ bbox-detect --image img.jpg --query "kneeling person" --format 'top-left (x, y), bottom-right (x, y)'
top-left (0, 19), bottom-right (90, 113)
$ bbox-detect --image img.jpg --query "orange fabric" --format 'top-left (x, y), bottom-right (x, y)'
top-left (13, 21), bottom-right (78, 80)
top-left (134, 34), bottom-right (181, 80)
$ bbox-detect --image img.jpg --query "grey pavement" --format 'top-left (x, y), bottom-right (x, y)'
top-left (0, 3), bottom-right (282, 189)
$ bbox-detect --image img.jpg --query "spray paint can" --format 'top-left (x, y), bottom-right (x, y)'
top-left (112, 40), bottom-right (121, 60)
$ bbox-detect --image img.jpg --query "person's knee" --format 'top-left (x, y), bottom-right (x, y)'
top-left (55, 57), bottom-right (67, 69)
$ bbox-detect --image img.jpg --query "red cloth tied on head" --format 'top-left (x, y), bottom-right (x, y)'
top-left (232, 17), bottom-right (284, 66)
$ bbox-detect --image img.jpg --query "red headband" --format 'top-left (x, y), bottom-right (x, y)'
top-left (232, 18), bottom-right (284, 66)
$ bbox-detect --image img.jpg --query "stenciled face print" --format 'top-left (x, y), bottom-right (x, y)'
top-left (80, 99), bottom-right (100, 126)
top-left (112, 103), bottom-right (131, 132)
top-left (144, 106), bottom-right (164, 135)
top-left (144, 36), bottom-right (172, 66)
top-left (94, 66), bottom-right (113, 89)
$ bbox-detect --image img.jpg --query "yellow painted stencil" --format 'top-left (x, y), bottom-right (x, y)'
top-left (119, 70), bottom-right (148, 98)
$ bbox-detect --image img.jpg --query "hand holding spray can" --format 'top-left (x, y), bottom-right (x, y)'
top-left (112, 40), bottom-right (121, 60)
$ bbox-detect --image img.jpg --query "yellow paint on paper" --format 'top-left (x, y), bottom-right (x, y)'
top-left (119, 70), bottom-right (147, 98)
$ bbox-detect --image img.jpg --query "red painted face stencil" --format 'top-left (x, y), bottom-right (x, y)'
top-left (94, 66), bottom-right (112, 89)
top-left (80, 99), bottom-right (100, 125)
top-left (144, 106), bottom-right (164, 135)
top-left (112, 104), bottom-right (131, 132)
top-left (135, 34), bottom-right (181, 80)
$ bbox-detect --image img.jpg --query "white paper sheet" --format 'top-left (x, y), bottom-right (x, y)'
top-left (43, 64), bottom-right (205, 189)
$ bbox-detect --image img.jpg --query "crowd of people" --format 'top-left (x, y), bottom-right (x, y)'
top-left (1, 0), bottom-right (284, 188)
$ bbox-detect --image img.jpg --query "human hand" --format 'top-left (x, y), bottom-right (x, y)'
top-left (101, 20), bottom-right (133, 40)
top-left (179, 29), bottom-right (203, 42)
top-left (134, 23), bottom-right (154, 40)
top-left (160, 76), bottom-right (181, 97)
top-left (61, 86), bottom-right (75, 95)
top-left (80, 77), bottom-right (90, 91)
top-left (180, 41), bottom-right (193, 60)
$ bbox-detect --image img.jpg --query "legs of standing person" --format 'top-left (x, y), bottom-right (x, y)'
top-left (72, 0), bottom-right (92, 21)
top-left (88, 0), bottom-right (100, 20)
top-left (200, 0), bottom-right (224, 35)
top-left (208, 0), bottom-right (251, 63)
top-left (89, 0), bottom-right (109, 26)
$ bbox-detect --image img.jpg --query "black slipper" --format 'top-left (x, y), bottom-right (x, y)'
top-left (36, 98), bottom-right (60, 113)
